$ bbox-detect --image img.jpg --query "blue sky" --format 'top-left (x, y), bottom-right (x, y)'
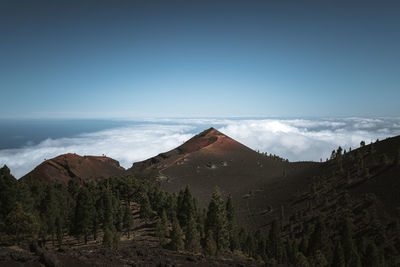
top-left (1, 0), bottom-right (400, 118)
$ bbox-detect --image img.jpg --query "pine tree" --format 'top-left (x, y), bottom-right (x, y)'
top-left (112, 190), bottom-right (123, 232)
top-left (268, 219), bottom-right (283, 262)
top-left (41, 184), bottom-right (58, 246)
top-left (67, 177), bottom-right (80, 197)
top-left (336, 146), bottom-right (343, 157)
top-left (285, 239), bottom-right (297, 264)
top-left (123, 202), bottom-right (134, 239)
top-left (112, 231), bottom-right (120, 249)
top-left (0, 165), bottom-right (18, 220)
top-left (226, 194), bottom-right (234, 225)
top-left (341, 218), bottom-right (355, 265)
top-left (139, 193), bottom-right (153, 221)
top-left (56, 217), bottom-right (63, 248)
top-left (205, 230), bottom-right (217, 256)
top-left (255, 230), bottom-right (267, 261)
top-left (5, 202), bottom-right (39, 244)
top-left (103, 186), bottom-right (114, 231)
top-left (16, 180), bottom-right (34, 215)
top-left (238, 227), bottom-right (248, 252)
top-left (73, 187), bottom-right (94, 244)
top-left (103, 227), bottom-right (113, 247)
top-left (92, 209), bottom-right (99, 241)
top-left (185, 215), bottom-right (201, 252)
top-left (225, 194), bottom-right (238, 251)
top-left (54, 183), bottom-right (72, 243)
top-left (92, 189), bottom-right (103, 241)
top-left (205, 187), bottom-right (229, 252)
top-left (246, 231), bottom-right (256, 258)
top-left (307, 218), bottom-right (331, 259)
top-left (165, 193), bottom-right (177, 221)
top-left (170, 218), bottom-right (184, 251)
top-left (155, 209), bottom-right (169, 247)
top-left (177, 185), bottom-right (195, 228)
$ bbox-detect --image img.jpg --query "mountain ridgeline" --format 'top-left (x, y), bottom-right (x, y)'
top-left (1, 128), bottom-right (400, 266)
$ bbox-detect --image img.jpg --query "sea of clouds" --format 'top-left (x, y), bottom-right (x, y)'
top-left (1, 117), bottom-right (400, 178)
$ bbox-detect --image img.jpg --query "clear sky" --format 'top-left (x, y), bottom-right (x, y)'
top-left (1, 0), bottom-right (399, 118)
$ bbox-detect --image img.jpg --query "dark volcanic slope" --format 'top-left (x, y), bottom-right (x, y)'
top-left (129, 128), bottom-right (400, 230)
top-left (21, 153), bottom-right (126, 184)
top-left (129, 128), bottom-right (321, 228)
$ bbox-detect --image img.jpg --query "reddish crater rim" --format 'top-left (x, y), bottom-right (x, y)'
top-left (21, 152), bottom-right (125, 184)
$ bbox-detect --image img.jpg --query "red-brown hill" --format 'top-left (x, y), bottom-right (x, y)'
top-left (20, 153), bottom-right (126, 184)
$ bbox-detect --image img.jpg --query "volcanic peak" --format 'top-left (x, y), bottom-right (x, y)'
top-left (177, 127), bottom-right (233, 154)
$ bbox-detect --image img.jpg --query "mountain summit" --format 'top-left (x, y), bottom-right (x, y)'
top-left (128, 127), bottom-right (255, 177)
top-left (175, 127), bottom-right (246, 154)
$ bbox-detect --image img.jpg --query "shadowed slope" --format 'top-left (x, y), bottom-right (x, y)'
top-left (129, 128), bottom-right (400, 231)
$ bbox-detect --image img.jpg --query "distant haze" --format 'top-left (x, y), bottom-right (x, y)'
top-left (1, 117), bottom-right (400, 178)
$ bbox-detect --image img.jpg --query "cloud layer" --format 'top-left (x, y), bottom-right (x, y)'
top-left (1, 118), bottom-right (400, 178)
